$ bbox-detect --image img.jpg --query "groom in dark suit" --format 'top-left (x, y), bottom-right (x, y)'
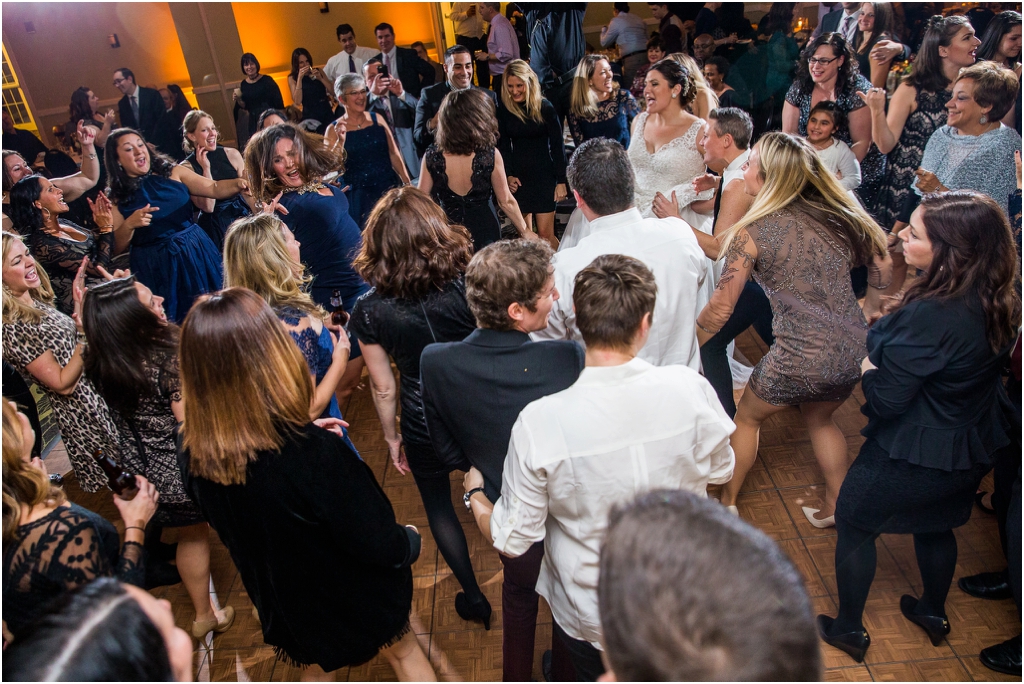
top-left (113, 67), bottom-right (165, 143)
top-left (372, 22), bottom-right (436, 99)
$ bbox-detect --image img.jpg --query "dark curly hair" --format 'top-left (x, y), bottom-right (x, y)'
top-left (898, 191), bottom-right (1021, 352)
top-left (7, 174), bottom-right (47, 236)
top-left (796, 33), bottom-right (858, 96)
top-left (104, 128), bottom-right (176, 206)
top-left (353, 186), bottom-right (473, 299)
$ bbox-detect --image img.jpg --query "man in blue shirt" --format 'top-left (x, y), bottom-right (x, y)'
top-left (601, 3), bottom-right (649, 87)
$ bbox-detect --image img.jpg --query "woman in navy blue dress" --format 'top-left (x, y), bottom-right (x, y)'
top-left (325, 73), bottom-right (410, 229)
top-left (243, 123), bottom-right (370, 404)
top-left (105, 128), bottom-right (247, 323)
top-left (567, 55), bottom-right (640, 148)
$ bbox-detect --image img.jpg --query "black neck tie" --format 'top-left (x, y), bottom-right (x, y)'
top-left (349, 54), bottom-right (356, 74)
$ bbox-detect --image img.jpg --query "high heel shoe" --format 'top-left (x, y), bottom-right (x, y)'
top-left (816, 614), bottom-right (870, 663)
top-left (192, 605), bottom-right (235, 639)
top-left (900, 595), bottom-right (949, 646)
top-left (455, 592), bottom-right (492, 630)
top-left (726, 505), bottom-right (739, 517)
top-left (802, 506), bottom-right (835, 529)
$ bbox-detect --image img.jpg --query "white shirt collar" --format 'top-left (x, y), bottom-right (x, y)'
top-left (384, 46), bottom-right (398, 62)
top-left (724, 149), bottom-right (749, 176)
top-left (574, 357), bottom-right (652, 386)
top-left (588, 207), bottom-right (645, 234)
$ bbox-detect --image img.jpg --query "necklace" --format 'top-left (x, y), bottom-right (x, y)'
top-left (282, 179), bottom-right (326, 195)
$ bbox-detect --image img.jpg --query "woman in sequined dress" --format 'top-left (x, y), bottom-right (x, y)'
top-left (696, 132), bottom-right (891, 526)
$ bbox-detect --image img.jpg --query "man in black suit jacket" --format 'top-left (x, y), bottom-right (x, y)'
top-left (413, 45), bottom-right (497, 157)
top-left (372, 22), bottom-right (435, 100)
top-left (811, 2), bottom-right (861, 41)
top-left (113, 68), bottom-right (166, 144)
top-left (420, 239), bottom-right (582, 682)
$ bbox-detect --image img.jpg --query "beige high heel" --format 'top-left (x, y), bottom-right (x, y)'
top-left (802, 506), bottom-right (835, 529)
top-left (192, 605), bottom-right (235, 639)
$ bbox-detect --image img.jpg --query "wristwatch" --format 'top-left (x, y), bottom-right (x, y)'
top-left (463, 487), bottom-right (485, 510)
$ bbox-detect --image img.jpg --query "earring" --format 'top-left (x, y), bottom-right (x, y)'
top-left (671, 93), bottom-right (678, 98)
top-left (979, 114), bottom-right (988, 124)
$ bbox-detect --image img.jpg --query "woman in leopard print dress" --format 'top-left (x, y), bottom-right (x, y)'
top-left (1, 232), bottom-right (119, 492)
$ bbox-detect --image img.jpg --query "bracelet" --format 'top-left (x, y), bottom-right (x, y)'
top-left (124, 526), bottom-right (146, 534)
top-left (87, 153), bottom-right (97, 160)
top-left (696, 320), bottom-right (721, 335)
top-left (99, 224), bottom-right (113, 230)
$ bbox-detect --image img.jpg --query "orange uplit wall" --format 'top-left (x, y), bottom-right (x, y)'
top-left (230, 2), bottom-right (438, 105)
top-left (2, 2), bottom-right (190, 142)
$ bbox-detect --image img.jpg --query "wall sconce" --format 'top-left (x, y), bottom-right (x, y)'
top-left (319, 3), bottom-right (329, 13)
top-left (108, 33), bottom-right (120, 48)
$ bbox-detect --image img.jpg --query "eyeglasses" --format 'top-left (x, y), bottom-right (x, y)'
top-left (807, 57), bottom-right (840, 66)
top-left (112, 78), bottom-right (126, 87)
top-left (345, 88), bottom-right (369, 96)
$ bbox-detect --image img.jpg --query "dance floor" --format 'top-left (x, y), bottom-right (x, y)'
top-left (60, 327), bottom-right (1017, 682)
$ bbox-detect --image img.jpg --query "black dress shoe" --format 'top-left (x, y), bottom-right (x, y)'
top-left (454, 591), bottom-right (492, 630)
top-left (900, 595), bottom-right (950, 646)
top-left (816, 614), bottom-right (870, 663)
top-left (958, 570), bottom-right (1012, 600)
top-left (980, 635), bottom-right (1022, 676)
top-left (975, 490), bottom-right (996, 514)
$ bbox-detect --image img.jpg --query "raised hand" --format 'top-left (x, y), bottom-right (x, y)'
top-left (856, 88), bottom-right (886, 115)
top-left (77, 120), bottom-right (97, 148)
top-left (113, 475), bottom-right (160, 527)
top-left (102, 110), bottom-right (117, 125)
top-left (72, 257), bottom-right (89, 331)
top-left (95, 264), bottom-right (132, 281)
top-left (195, 146), bottom-right (211, 175)
top-left (298, 65), bottom-right (311, 81)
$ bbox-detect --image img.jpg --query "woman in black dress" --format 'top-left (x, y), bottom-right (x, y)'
top-left (418, 88), bottom-right (532, 249)
top-left (288, 48), bottom-right (336, 136)
top-left (178, 288), bottom-right (434, 681)
top-left (351, 187), bottom-right (491, 630)
top-left (82, 275), bottom-right (234, 641)
top-left (498, 59), bottom-right (567, 249)
top-left (181, 110), bottom-right (252, 250)
top-left (818, 191), bottom-right (1021, 663)
top-left (233, 53), bottom-right (285, 149)
top-left (851, 2), bottom-right (898, 88)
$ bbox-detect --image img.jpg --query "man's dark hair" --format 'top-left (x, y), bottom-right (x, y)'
top-left (466, 240), bottom-right (554, 331)
top-left (445, 45), bottom-right (473, 62)
top-left (599, 491), bottom-right (823, 681)
top-left (566, 138), bottom-right (635, 216)
top-left (114, 67), bottom-right (135, 84)
top-left (573, 254), bottom-right (656, 351)
top-left (708, 106), bottom-right (753, 150)
top-left (336, 23), bottom-right (355, 39)
top-left (615, 2), bottom-right (630, 13)
top-left (375, 22), bottom-right (395, 35)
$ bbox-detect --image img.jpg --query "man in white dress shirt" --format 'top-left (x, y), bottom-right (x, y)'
top-left (324, 24), bottom-right (379, 85)
top-left (533, 138), bottom-right (708, 371)
top-left (492, 253), bottom-right (736, 680)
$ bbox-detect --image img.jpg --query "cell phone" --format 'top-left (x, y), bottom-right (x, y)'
top-left (379, 64), bottom-right (390, 79)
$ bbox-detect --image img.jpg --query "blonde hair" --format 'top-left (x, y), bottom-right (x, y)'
top-left (571, 55), bottom-right (616, 120)
top-left (668, 52), bottom-right (719, 114)
top-left (2, 231), bottom-right (55, 325)
top-left (222, 214), bottom-right (323, 318)
top-left (181, 110), bottom-right (214, 153)
top-left (721, 132), bottom-right (887, 266)
top-left (179, 288), bottom-right (313, 485)
top-left (3, 402), bottom-right (66, 542)
top-left (501, 60), bottom-right (544, 124)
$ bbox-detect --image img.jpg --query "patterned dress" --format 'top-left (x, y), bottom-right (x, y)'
top-left (112, 350), bottom-right (203, 527)
top-left (567, 89), bottom-right (640, 148)
top-left (785, 74), bottom-right (886, 220)
top-left (28, 222), bottom-right (114, 315)
top-left (1, 301), bottom-right (120, 492)
top-left (873, 88), bottom-right (950, 231)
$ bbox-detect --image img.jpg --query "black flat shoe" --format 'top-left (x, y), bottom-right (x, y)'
top-left (455, 592), bottom-right (491, 630)
top-left (980, 635), bottom-right (1022, 676)
top-left (958, 570), bottom-right (1012, 600)
top-left (975, 491), bottom-right (996, 514)
top-left (817, 614), bottom-right (870, 663)
top-left (900, 595), bottom-right (949, 646)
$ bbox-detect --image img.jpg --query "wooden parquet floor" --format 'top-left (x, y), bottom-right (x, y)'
top-left (61, 327), bottom-right (1019, 682)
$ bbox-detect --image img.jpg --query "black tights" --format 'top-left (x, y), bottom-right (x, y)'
top-left (412, 470), bottom-right (483, 600)
top-left (832, 516), bottom-right (958, 633)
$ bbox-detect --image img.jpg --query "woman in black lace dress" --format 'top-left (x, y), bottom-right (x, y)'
top-left (862, 16), bottom-right (979, 234)
top-left (2, 401), bottom-right (158, 639)
top-left (8, 173), bottom-right (114, 315)
top-left (351, 187), bottom-right (491, 631)
top-left (82, 276), bottom-right (234, 641)
top-left (418, 88), bottom-right (531, 249)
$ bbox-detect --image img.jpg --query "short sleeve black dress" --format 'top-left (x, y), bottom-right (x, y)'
top-left (349, 277), bottom-right (476, 476)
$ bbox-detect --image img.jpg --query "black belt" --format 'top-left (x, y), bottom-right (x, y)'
top-left (620, 50), bottom-right (646, 59)
top-left (551, 70), bottom-right (576, 88)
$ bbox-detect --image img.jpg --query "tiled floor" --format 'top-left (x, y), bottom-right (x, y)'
top-left (61, 327), bottom-right (1018, 682)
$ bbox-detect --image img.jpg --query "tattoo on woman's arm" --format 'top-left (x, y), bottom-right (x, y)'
top-left (716, 230), bottom-right (754, 291)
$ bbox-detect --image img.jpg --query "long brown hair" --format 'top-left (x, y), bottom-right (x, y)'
top-left (243, 124), bottom-right (344, 204)
top-left (3, 402), bottom-right (65, 542)
top-left (352, 186), bottom-right (473, 299)
top-left (899, 191), bottom-right (1021, 352)
top-left (436, 88), bottom-right (499, 155)
top-left (179, 288), bottom-right (313, 485)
